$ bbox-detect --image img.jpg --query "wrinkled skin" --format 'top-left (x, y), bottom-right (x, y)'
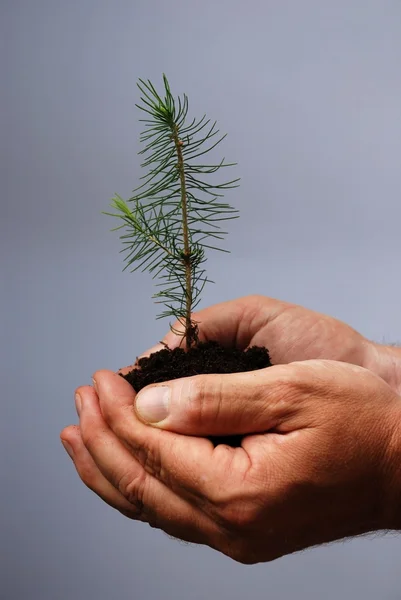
top-left (60, 295), bottom-right (401, 563)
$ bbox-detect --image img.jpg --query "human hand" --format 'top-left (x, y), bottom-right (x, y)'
top-left (60, 359), bottom-right (401, 563)
top-left (129, 295), bottom-right (401, 394)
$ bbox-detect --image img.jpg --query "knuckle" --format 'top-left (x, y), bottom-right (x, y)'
top-left (272, 365), bottom-right (308, 401)
top-left (184, 376), bottom-right (223, 428)
top-left (118, 469), bottom-right (148, 518)
top-left (128, 439), bottom-right (165, 483)
top-left (142, 445), bottom-right (164, 480)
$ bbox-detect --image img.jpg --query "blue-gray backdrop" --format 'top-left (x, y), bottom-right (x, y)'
top-left (2, 1), bottom-right (401, 598)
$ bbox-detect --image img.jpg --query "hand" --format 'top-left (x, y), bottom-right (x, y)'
top-left (60, 359), bottom-right (401, 564)
top-left (129, 295), bottom-right (400, 394)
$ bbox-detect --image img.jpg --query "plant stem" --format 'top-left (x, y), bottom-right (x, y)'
top-left (172, 125), bottom-right (193, 350)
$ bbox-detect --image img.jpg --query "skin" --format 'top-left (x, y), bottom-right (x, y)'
top-left (60, 295), bottom-right (401, 564)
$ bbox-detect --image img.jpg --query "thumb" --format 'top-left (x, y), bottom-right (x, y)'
top-left (133, 366), bottom-right (289, 436)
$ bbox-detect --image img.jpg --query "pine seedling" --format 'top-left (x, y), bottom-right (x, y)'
top-left (104, 75), bottom-right (240, 350)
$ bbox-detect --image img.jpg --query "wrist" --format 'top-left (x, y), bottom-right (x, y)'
top-left (381, 404), bottom-right (401, 531)
top-left (362, 341), bottom-right (401, 530)
top-left (363, 340), bottom-right (401, 395)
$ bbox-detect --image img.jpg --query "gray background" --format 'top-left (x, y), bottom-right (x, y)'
top-left (2, 1), bottom-right (401, 598)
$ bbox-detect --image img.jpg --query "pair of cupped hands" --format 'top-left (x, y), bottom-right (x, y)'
top-left (60, 295), bottom-right (401, 564)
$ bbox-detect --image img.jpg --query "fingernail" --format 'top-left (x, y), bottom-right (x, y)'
top-left (136, 386), bottom-right (170, 423)
top-left (61, 439), bottom-right (74, 459)
top-left (92, 376), bottom-right (98, 393)
top-left (75, 393), bottom-right (82, 416)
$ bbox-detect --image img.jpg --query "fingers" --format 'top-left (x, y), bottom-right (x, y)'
top-left (120, 296), bottom-right (289, 377)
top-left (71, 385), bottom-right (216, 543)
top-left (60, 425), bottom-right (143, 519)
top-left (135, 363), bottom-right (303, 437)
top-left (117, 295), bottom-right (291, 377)
top-left (161, 295), bottom-right (286, 351)
top-left (93, 371), bottom-right (255, 505)
top-left (61, 424), bottom-right (218, 547)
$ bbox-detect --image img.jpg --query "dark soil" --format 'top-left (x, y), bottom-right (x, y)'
top-left (121, 341), bottom-right (272, 447)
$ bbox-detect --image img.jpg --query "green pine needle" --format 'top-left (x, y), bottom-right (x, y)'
top-left (104, 74), bottom-right (240, 348)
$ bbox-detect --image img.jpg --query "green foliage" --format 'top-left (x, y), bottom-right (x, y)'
top-left (104, 74), bottom-right (239, 346)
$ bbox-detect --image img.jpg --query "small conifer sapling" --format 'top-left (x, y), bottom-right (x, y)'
top-left (105, 76), bottom-right (272, 422)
